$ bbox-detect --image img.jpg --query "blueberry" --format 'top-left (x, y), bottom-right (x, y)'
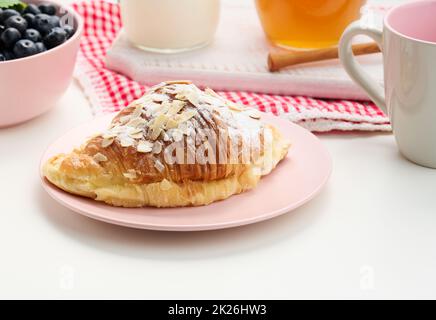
top-left (4, 15), bottom-right (28, 34)
top-left (23, 4), bottom-right (41, 15)
top-left (62, 25), bottom-right (74, 38)
top-left (0, 53), bottom-right (5, 62)
top-left (0, 9), bottom-right (20, 23)
top-left (43, 27), bottom-right (66, 49)
top-left (35, 41), bottom-right (47, 53)
top-left (38, 3), bottom-right (57, 16)
top-left (22, 13), bottom-right (36, 26)
top-left (49, 15), bottom-right (60, 28)
top-left (32, 13), bottom-right (52, 35)
top-left (23, 28), bottom-right (41, 42)
top-left (1, 49), bottom-right (14, 60)
top-left (13, 39), bottom-right (37, 58)
top-left (0, 28), bottom-right (21, 48)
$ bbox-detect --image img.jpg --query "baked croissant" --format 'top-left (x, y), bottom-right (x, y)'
top-left (43, 81), bottom-right (290, 207)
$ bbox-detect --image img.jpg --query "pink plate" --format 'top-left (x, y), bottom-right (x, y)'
top-left (40, 113), bottom-right (332, 231)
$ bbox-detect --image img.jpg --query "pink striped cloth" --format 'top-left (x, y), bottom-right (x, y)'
top-left (72, 0), bottom-right (391, 132)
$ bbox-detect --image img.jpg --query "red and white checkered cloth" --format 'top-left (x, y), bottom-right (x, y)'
top-left (72, 0), bottom-right (391, 132)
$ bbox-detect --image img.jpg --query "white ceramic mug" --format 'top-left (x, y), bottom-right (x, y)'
top-left (120, 0), bottom-right (220, 53)
top-left (339, 0), bottom-right (436, 168)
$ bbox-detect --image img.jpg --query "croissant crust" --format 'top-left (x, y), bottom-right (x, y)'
top-left (44, 81), bottom-right (290, 207)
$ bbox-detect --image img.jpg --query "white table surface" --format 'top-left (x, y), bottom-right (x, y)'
top-left (2, 0), bottom-right (436, 300)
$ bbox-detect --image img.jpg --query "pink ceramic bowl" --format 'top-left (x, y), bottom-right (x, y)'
top-left (0, 0), bottom-right (83, 127)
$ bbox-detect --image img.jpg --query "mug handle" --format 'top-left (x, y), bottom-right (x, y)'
top-left (339, 21), bottom-right (387, 113)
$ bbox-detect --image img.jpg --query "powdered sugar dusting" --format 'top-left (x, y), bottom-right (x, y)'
top-left (99, 82), bottom-right (264, 156)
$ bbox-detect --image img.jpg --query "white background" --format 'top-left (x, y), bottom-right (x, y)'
top-left (2, 0), bottom-right (436, 300)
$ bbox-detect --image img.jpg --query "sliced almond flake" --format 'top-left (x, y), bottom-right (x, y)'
top-left (101, 137), bottom-right (114, 148)
top-left (129, 132), bottom-right (144, 139)
top-left (119, 115), bottom-right (131, 124)
top-left (160, 179), bottom-right (172, 191)
top-left (131, 105), bottom-right (143, 118)
top-left (147, 82), bottom-right (166, 93)
top-left (136, 95), bottom-right (153, 105)
top-left (162, 86), bottom-right (177, 95)
top-left (178, 110), bottom-right (198, 123)
top-left (185, 91), bottom-right (200, 107)
top-left (102, 132), bottom-right (117, 139)
top-left (127, 118), bottom-right (147, 128)
top-left (166, 100), bottom-right (186, 116)
top-left (127, 128), bottom-right (144, 139)
top-left (205, 87), bottom-right (221, 98)
top-left (165, 80), bottom-right (192, 85)
top-left (150, 114), bottom-right (169, 132)
top-left (163, 133), bottom-right (171, 142)
top-left (246, 109), bottom-right (261, 120)
top-left (137, 140), bottom-right (153, 153)
top-left (120, 137), bottom-right (135, 147)
top-left (150, 103), bottom-right (170, 119)
top-left (150, 128), bottom-right (162, 141)
top-left (110, 126), bottom-right (125, 134)
top-left (175, 93), bottom-right (186, 100)
top-left (172, 129), bottom-right (184, 142)
top-left (128, 127), bottom-right (143, 134)
top-left (154, 159), bottom-right (165, 172)
top-left (143, 102), bottom-right (161, 117)
top-left (165, 118), bottom-right (179, 129)
top-left (123, 169), bottom-right (137, 180)
top-left (152, 141), bottom-right (163, 154)
top-left (151, 93), bottom-right (169, 102)
top-left (93, 152), bottom-right (108, 163)
top-left (228, 102), bottom-right (244, 112)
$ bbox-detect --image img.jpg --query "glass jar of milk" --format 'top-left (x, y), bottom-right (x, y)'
top-left (120, 0), bottom-right (221, 53)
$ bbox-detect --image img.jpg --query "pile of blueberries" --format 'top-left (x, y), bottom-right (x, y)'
top-left (0, 2), bottom-right (75, 61)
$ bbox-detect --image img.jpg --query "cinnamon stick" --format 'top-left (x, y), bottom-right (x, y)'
top-left (268, 42), bottom-right (381, 72)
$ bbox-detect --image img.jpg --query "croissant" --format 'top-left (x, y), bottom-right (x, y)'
top-left (43, 81), bottom-right (290, 207)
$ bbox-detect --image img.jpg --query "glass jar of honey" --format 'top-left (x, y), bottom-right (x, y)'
top-left (255, 0), bottom-right (366, 50)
